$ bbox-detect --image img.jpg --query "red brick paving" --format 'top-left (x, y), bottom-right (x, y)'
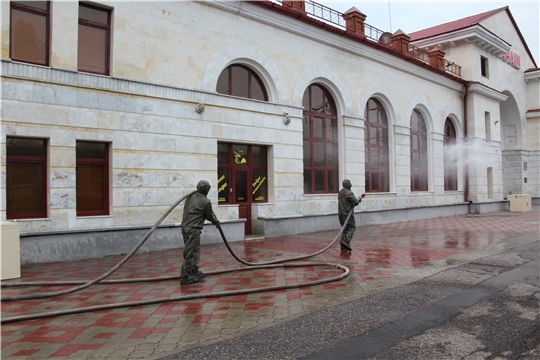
top-left (1, 209), bottom-right (539, 359)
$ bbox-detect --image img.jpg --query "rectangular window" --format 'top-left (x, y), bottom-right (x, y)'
top-left (76, 141), bottom-right (109, 216)
top-left (6, 137), bottom-right (48, 219)
top-left (487, 167), bottom-right (493, 199)
top-left (485, 112), bottom-right (491, 141)
top-left (10, 1), bottom-right (50, 66)
top-left (481, 56), bottom-right (489, 78)
top-left (78, 3), bottom-right (111, 75)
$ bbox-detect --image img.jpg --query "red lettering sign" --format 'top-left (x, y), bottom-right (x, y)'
top-left (499, 51), bottom-right (521, 69)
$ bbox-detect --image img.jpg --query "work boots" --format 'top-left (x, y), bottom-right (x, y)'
top-left (340, 241), bottom-right (352, 252)
top-left (180, 271), bottom-right (205, 286)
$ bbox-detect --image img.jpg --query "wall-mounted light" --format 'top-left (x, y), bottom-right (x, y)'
top-left (196, 103), bottom-right (205, 113)
top-left (283, 111), bottom-right (291, 125)
top-left (494, 120), bottom-right (499, 125)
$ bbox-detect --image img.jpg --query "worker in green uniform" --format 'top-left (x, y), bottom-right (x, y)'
top-left (180, 180), bottom-right (220, 285)
top-left (338, 179), bottom-right (365, 252)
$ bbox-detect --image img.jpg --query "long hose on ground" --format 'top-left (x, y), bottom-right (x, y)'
top-left (1, 191), bottom-right (197, 302)
top-left (1, 193), bottom-right (353, 324)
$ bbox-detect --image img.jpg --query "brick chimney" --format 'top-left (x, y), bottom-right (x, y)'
top-left (391, 29), bottom-right (410, 53)
top-left (282, 0), bottom-right (305, 12)
top-left (342, 7), bottom-right (366, 35)
top-left (428, 47), bottom-right (446, 69)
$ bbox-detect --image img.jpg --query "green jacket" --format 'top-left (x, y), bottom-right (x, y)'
top-left (182, 192), bottom-right (219, 229)
top-left (338, 187), bottom-right (360, 216)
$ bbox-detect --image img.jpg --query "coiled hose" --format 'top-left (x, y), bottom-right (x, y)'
top-left (1, 192), bottom-right (353, 324)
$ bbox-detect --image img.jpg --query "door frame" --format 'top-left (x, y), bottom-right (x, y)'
top-left (218, 143), bottom-right (268, 236)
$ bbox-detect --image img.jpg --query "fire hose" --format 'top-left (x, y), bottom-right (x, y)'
top-left (1, 192), bottom-right (355, 324)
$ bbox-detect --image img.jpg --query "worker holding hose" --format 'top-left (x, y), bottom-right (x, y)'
top-left (180, 180), bottom-right (220, 285)
top-left (338, 179), bottom-right (365, 252)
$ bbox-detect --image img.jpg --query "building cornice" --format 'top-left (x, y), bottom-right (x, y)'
top-left (526, 109), bottom-right (540, 118)
top-left (411, 25), bottom-right (511, 57)
top-left (524, 69), bottom-right (540, 83)
top-left (467, 82), bottom-right (508, 102)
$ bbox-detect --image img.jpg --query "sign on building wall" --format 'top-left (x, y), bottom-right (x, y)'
top-left (499, 51), bottom-right (520, 69)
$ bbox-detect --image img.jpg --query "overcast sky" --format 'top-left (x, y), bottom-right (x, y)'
top-left (318, 1), bottom-right (539, 66)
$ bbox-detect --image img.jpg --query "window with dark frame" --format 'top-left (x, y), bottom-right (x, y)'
top-left (6, 137), bottom-right (48, 219)
top-left (302, 84), bottom-right (339, 194)
top-left (443, 119), bottom-right (458, 191)
top-left (216, 64), bottom-right (268, 101)
top-left (481, 56), bottom-right (489, 78)
top-left (364, 98), bottom-right (389, 193)
top-left (78, 3), bottom-right (111, 75)
top-left (410, 109), bottom-right (428, 192)
top-left (10, 1), bottom-right (50, 66)
top-left (76, 141), bottom-right (109, 216)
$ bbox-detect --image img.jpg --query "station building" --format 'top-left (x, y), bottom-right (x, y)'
top-left (1, 1), bottom-right (538, 264)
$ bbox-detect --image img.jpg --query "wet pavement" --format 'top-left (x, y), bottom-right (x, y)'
top-left (1, 207), bottom-right (539, 359)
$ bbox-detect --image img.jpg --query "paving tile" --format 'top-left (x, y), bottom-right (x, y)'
top-left (1, 209), bottom-right (539, 359)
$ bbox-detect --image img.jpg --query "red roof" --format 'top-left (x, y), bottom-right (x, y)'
top-left (408, 7), bottom-right (508, 41)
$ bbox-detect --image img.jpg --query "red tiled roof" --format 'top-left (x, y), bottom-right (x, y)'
top-left (408, 7), bottom-right (508, 41)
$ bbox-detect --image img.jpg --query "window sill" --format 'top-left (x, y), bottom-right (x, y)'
top-left (364, 192), bottom-right (397, 197)
top-left (303, 193), bottom-right (338, 198)
top-left (76, 215), bottom-right (113, 219)
top-left (9, 59), bottom-right (50, 68)
top-left (5, 218), bottom-right (51, 222)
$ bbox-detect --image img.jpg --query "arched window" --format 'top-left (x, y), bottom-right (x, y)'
top-left (364, 98), bottom-right (389, 192)
top-left (410, 109), bottom-right (428, 191)
top-left (302, 84), bottom-right (338, 194)
top-left (216, 64), bottom-right (267, 101)
top-left (443, 118), bottom-right (458, 191)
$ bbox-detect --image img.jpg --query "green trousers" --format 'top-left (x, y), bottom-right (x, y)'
top-left (180, 227), bottom-right (201, 280)
top-left (338, 213), bottom-right (356, 245)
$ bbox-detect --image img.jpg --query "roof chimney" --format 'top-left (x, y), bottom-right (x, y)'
top-left (428, 47), bottom-right (446, 70)
top-left (342, 7), bottom-right (367, 35)
top-left (391, 29), bottom-right (410, 53)
top-left (282, 0), bottom-right (305, 12)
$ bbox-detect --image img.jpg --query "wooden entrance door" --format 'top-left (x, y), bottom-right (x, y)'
top-left (233, 169), bottom-right (250, 235)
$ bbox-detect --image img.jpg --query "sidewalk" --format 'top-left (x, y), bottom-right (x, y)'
top-left (1, 208), bottom-right (539, 360)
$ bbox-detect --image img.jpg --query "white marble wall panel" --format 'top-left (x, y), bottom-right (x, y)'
top-left (75, 216), bottom-right (114, 230)
top-left (525, 151), bottom-right (540, 196)
top-left (50, 190), bottom-right (70, 209)
top-left (2, 100), bottom-right (39, 124)
top-left (49, 169), bottom-right (74, 188)
top-left (2, 0), bottom-right (536, 249)
top-left (15, 219), bottom-right (51, 233)
top-left (77, 91), bottom-right (99, 109)
top-left (50, 210), bottom-right (71, 230)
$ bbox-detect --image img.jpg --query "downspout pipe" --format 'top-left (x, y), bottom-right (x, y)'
top-left (464, 82), bottom-right (472, 204)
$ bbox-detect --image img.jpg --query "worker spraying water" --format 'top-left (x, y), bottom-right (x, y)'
top-left (338, 179), bottom-right (365, 252)
top-left (1, 180), bottom-right (352, 323)
top-left (180, 180), bottom-right (220, 285)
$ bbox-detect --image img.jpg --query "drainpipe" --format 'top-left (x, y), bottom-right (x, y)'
top-left (464, 82), bottom-right (472, 204)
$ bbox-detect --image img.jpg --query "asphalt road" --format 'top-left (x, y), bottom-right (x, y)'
top-left (160, 240), bottom-right (539, 360)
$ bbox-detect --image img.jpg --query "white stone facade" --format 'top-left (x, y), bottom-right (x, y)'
top-left (1, 1), bottom-right (538, 263)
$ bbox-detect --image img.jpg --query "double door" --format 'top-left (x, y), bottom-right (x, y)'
top-left (218, 143), bottom-right (267, 235)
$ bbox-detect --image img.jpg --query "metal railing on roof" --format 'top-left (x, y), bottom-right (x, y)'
top-left (268, 0), bottom-right (462, 77)
top-left (304, 0), bottom-right (345, 29)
